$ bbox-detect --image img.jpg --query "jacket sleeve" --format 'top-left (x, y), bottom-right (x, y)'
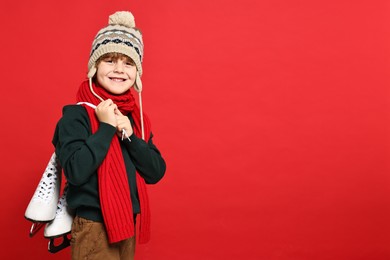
top-left (124, 133), bottom-right (166, 184)
top-left (52, 105), bottom-right (117, 186)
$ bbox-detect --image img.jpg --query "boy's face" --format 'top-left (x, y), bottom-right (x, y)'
top-left (96, 55), bottom-right (137, 95)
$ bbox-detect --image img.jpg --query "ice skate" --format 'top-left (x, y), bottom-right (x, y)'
top-left (44, 185), bottom-right (74, 253)
top-left (25, 152), bottom-right (62, 236)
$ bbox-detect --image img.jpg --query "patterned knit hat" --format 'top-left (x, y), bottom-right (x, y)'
top-left (87, 11), bottom-right (144, 92)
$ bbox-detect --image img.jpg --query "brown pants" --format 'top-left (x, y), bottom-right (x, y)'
top-left (71, 216), bottom-right (135, 260)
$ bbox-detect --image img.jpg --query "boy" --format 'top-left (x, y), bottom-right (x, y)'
top-left (52, 11), bottom-right (166, 260)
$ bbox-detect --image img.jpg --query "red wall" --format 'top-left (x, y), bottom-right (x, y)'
top-left (0, 0), bottom-right (389, 259)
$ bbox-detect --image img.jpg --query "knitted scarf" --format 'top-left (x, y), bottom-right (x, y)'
top-left (76, 80), bottom-right (151, 244)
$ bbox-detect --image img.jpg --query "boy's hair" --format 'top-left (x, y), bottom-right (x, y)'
top-left (96, 53), bottom-right (136, 66)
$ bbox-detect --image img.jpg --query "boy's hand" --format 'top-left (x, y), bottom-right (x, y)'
top-left (95, 99), bottom-right (118, 127)
top-left (115, 109), bottom-right (133, 138)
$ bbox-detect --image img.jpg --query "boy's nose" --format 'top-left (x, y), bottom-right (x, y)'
top-left (114, 62), bottom-right (124, 73)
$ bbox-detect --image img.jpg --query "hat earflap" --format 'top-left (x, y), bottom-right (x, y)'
top-left (88, 67), bottom-right (97, 79)
top-left (134, 72), bottom-right (142, 93)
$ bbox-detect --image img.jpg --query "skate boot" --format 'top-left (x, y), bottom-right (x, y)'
top-left (44, 184), bottom-right (74, 253)
top-left (25, 153), bottom-right (62, 237)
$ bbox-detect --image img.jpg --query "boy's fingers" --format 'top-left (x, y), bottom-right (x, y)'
top-left (115, 108), bottom-right (123, 116)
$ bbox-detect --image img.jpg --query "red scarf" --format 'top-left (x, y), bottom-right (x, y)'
top-left (76, 80), bottom-right (151, 244)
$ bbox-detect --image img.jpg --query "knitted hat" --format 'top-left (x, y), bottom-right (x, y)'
top-left (87, 11), bottom-right (144, 92)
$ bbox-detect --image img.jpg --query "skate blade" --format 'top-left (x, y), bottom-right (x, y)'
top-left (29, 222), bottom-right (45, 237)
top-left (48, 233), bottom-right (71, 253)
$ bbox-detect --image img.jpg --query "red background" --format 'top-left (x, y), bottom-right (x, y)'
top-left (0, 0), bottom-right (389, 259)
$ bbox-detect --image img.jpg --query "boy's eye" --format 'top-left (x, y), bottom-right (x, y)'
top-left (104, 59), bottom-right (114, 63)
top-left (126, 62), bottom-right (134, 66)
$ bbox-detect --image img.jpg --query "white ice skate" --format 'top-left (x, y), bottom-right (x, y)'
top-left (25, 152), bottom-right (62, 237)
top-left (44, 185), bottom-right (74, 253)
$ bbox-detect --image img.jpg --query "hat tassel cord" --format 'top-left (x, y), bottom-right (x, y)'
top-left (139, 92), bottom-right (145, 140)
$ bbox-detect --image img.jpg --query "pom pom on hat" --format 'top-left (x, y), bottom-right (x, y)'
top-left (109, 11), bottom-right (135, 28)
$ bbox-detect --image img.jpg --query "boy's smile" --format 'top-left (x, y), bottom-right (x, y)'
top-left (96, 56), bottom-right (137, 94)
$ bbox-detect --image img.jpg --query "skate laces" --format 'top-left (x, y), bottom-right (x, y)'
top-left (33, 156), bottom-right (59, 203)
top-left (55, 184), bottom-right (70, 217)
top-left (55, 193), bottom-right (68, 217)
